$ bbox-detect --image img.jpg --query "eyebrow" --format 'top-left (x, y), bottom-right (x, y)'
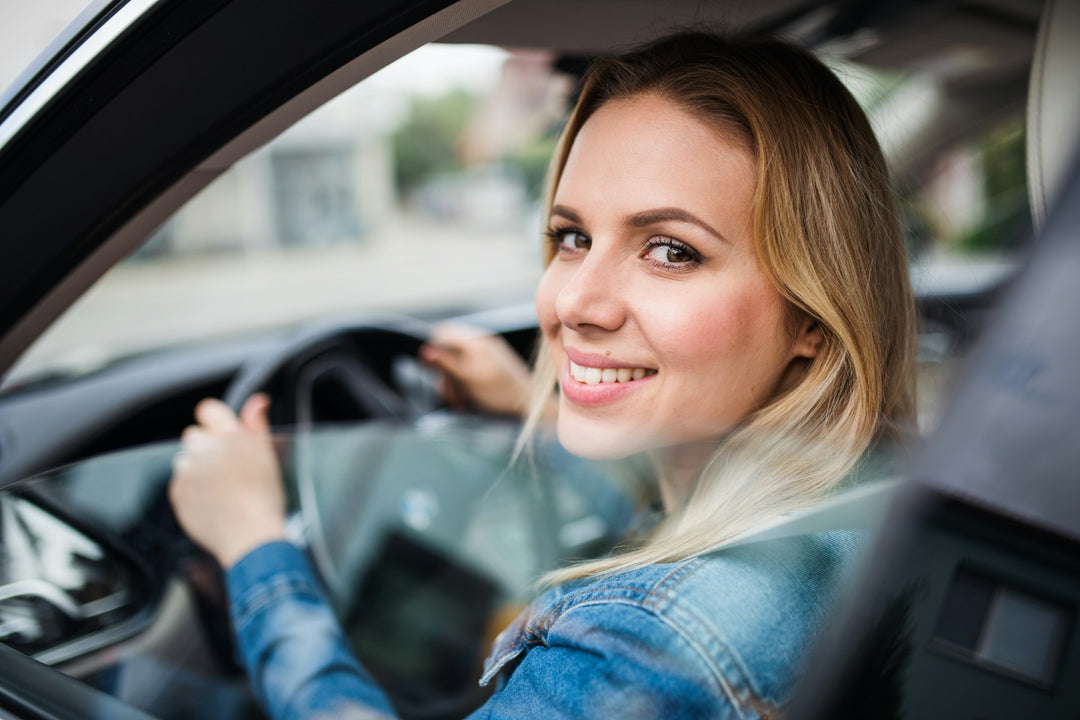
top-left (625, 208), bottom-right (728, 243)
top-left (549, 204), bottom-right (728, 244)
top-left (549, 205), bottom-right (583, 224)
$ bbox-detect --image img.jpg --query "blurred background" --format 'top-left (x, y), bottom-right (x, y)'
top-left (2, 2), bottom-right (1028, 434)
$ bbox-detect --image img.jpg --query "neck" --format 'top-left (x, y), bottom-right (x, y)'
top-left (650, 441), bottom-right (719, 513)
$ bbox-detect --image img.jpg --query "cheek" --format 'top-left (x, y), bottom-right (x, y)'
top-left (658, 285), bottom-right (788, 379)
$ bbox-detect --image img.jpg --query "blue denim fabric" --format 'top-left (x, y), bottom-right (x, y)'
top-left (227, 531), bottom-right (859, 720)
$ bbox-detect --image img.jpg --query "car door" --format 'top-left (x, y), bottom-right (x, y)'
top-left (0, 2), bottom-right (509, 718)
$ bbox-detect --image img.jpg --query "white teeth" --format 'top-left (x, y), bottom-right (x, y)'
top-left (569, 360), bottom-right (653, 385)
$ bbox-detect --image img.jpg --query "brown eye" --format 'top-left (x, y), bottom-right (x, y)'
top-left (644, 237), bottom-right (701, 267)
top-left (548, 229), bottom-right (591, 252)
top-left (657, 245), bottom-right (693, 263)
top-left (564, 231), bottom-right (591, 250)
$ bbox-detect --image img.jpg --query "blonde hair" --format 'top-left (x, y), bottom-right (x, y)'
top-left (523, 33), bottom-right (917, 585)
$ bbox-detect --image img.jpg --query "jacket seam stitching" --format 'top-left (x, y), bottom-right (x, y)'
top-left (555, 597), bottom-right (768, 719)
top-left (232, 575), bottom-right (323, 633)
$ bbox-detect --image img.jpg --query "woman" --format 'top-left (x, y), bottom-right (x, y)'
top-left (170, 32), bottom-right (916, 719)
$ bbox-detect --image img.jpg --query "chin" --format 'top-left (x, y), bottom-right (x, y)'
top-left (555, 411), bottom-right (645, 461)
top-left (557, 435), bottom-right (638, 461)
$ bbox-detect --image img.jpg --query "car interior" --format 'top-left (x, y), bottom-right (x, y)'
top-left (0, 0), bottom-right (1077, 718)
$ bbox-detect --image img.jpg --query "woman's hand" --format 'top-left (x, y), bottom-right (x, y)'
top-left (420, 324), bottom-right (533, 418)
top-left (168, 394), bottom-right (288, 569)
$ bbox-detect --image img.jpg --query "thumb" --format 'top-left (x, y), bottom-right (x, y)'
top-left (240, 393), bottom-right (272, 434)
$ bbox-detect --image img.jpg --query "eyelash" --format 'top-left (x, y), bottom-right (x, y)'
top-left (643, 236), bottom-right (703, 270)
top-left (543, 226), bottom-right (704, 271)
top-left (543, 226), bottom-right (590, 254)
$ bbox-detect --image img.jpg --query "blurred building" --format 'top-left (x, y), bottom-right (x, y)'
top-left (144, 82), bottom-right (399, 257)
top-left (461, 49), bottom-right (570, 165)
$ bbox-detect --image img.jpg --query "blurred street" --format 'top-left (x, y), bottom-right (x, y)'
top-left (12, 219), bottom-right (542, 382)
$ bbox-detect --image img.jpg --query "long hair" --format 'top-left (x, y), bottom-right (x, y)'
top-left (523, 33), bottom-right (917, 584)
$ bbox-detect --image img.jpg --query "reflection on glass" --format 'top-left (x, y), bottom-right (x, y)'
top-left (3, 421), bottom-right (647, 719)
top-left (0, 495), bottom-right (139, 657)
top-left (7, 43), bottom-right (570, 389)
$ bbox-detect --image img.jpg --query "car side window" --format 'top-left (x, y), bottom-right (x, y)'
top-left (7, 44), bottom-right (571, 391)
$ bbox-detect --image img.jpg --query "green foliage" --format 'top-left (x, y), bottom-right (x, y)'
top-left (391, 90), bottom-right (475, 196)
top-left (502, 133), bottom-right (559, 201)
top-left (958, 122), bottom-right (1031, 253)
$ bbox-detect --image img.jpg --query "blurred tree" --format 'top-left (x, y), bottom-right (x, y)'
top-left (502, 132), bottom-right (558, 201)
top-left (391, 89), bottom-right (475, 197)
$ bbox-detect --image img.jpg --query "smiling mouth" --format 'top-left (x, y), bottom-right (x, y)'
top-left (569, 360), bottom-right (658, 385)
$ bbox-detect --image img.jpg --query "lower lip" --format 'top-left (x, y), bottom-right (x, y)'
top-left (559, 364), bottom-right (656, 408)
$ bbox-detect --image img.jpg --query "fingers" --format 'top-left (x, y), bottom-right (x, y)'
top-left (240, 393), bottom-right (271, 434)
top-left (194, 398), bottom-right (242, 432)
top-left (420, 345), bottom-right (464, 409)
top-left (421, 327), bottom-right (482, 407)
top-left (421, 339), bottom-right (465, 392)
top-left (440, 374), bottom-right (467, 411)
top-left (191, 395), bottom-right (271, 435)
top-left (418, 324), bottom-right (532, 417)
top-left (180, 424), bottom-right (201, 444)
top-left (420, 339), bottom-right (462, 370)
top-left (429, 322), bottom-right (485, 346)
top-left (423, 324), bottom-right (484, 363)
top-left (170, 396), bottom-right (287, 568)
top-left (421, 324), bottom-right (487, 376)
top-left (174, 424), bottom-right (208, 476)
top-left (419, 342), bottom-right (448, 367)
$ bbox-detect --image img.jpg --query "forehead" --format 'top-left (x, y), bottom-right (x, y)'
top-left (555, 93), bottom-right (756, 223)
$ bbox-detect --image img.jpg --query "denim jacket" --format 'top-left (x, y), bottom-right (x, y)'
top-left (226, 530), bottom-right (859, 720)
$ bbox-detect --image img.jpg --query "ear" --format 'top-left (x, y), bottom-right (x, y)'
top-left (791, 316), bottom-right (823, 360)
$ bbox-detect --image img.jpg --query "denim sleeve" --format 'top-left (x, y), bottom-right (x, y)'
top-left (228, 544), bottom-right (737, 720)
top-left (226, 541), bottom-right (399, 720)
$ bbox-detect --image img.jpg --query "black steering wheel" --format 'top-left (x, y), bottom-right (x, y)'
top-left (222, 321), bottom-right (433, 426)
top-left (218, 321), bottom-right (446, 588)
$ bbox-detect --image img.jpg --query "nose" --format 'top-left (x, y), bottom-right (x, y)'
top-left (552, 247), bottom-right (627, 333)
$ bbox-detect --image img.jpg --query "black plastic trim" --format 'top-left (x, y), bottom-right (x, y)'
top-left (0, 641), bottom-right (155, 720)
top-left (0, 0), bottom-right (123, 123)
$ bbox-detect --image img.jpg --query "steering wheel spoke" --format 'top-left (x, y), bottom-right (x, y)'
top-left (222, 323), bottom-right (427, 426)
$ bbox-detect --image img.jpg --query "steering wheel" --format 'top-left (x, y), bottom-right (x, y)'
top-left (221, 322), bottom-right (432, 424)
top-left (209, 321), bottom-right (636, 719)
top-left (218, 321), bottom-right (442, 584)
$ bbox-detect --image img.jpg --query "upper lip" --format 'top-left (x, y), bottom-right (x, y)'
top-left (564, 347), bottom-right (655, 370)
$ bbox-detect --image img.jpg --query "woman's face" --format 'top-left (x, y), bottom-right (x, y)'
top-left (536, 92), bottom-right (819, 461)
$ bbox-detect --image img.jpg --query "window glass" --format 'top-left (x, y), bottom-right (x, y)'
top-left (6, 45), bottom-right (1029, 437)
top-left (0, 31), bottom-right (1036, 720)
top-left (0, 0), bottom-right (93, 98)
top-left (902, 113), bottom-right (1027, 428)
top-left (8, 43), bottom-right (572, 387)
top-left (4, 422), bottom-right (646, 718)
